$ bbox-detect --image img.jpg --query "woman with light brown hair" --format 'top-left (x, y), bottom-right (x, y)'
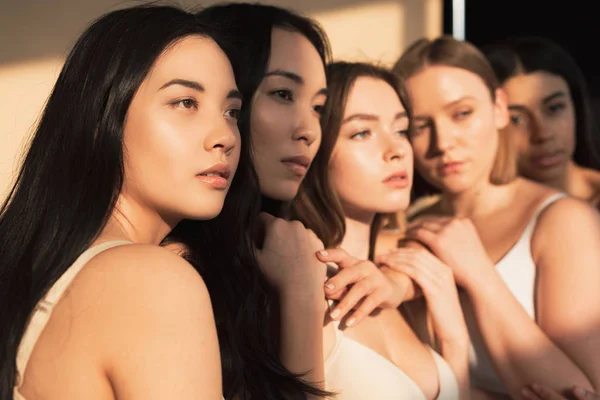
top-left (291, 61), bottom-right (469, 399)
top-left (381, 36), bottom-right (600, 399)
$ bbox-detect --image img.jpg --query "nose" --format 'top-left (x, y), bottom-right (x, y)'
top-left (432, 120), bottom-right (458, 153)
top-left (204, 118), bottom-right (238, 156)
top-left (382, 130), bottom-right (408, 163)
top-left (529, 116), bottom-right (554, 144)
top-left (291, 105), bottom-right (320, 146)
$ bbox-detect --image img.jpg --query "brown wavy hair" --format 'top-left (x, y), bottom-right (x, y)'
top-left (292, 61), bottom-right (413, 259)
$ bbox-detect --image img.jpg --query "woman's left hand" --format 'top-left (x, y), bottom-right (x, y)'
top-left (522, 384), bottom-right (599, 400)
top-left (405, 216), bottom-right (494, 290)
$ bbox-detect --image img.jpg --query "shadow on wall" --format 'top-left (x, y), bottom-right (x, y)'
top-left (0, 0), bottom-right (371, 65)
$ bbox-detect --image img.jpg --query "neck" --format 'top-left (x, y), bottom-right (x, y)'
top-left (542, 162), bottom-right (571, 191)
top-left (340, 206), bottom-right (374, 261)
top-left (102, 195), bottom-right (176, 245)
top-left (440, 179), bottom-right (504, 218)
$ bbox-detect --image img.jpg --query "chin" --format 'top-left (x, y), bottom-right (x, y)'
top-left (377, 201), bottom-right (410, 214)
top-left (184, 203), bottom-right (225, 221)
top-left (260, 180), bottom-right (301, 202)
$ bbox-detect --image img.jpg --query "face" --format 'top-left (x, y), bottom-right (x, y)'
top-left (122, 35), bottom-right (242, 223)
top-left (329, 77), bottom-right (412, 216)
top-left (405, 65), bottom-right (508, 194)
top-left (502, 72), bottom-right (575, 183)
top-left (250, 28), bottom-right (327, 201)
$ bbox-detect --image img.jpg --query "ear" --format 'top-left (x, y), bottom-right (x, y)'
top-left (493, 88), bottom-right (509, 130)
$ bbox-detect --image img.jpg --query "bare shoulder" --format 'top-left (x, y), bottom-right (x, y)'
top-left (532, 193), bottom-right (600, 256)
top-left (83, 243), bottom-right (205, 289)
top-left (28, 243), bottom-right (220, 398)
top-left (53, 243), bottom-right (214, 339)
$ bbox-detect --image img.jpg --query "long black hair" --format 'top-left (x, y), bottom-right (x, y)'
top-left (0, 6), bottom-right (233, 397)
top-left (484, 36), bottom-right (600, 170)
top-left (164, 3), bottom-right (335, 399)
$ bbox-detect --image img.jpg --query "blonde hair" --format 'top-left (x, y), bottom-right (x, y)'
top-left (392, 35), bottom-right (517, 196)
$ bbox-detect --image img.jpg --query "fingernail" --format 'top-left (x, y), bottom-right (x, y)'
top-left (531, 384), bottom-right (540, 392)
top-left (522, 388), bottom-right (533, 399)
top-left (324, 282), bottom-right (335, 291)
top-left (346, 317), bottom-right (355, 326)
top-left (330, 309), bottom-right (340, 319)
top-left (319, 250), bottom-right (328, 256)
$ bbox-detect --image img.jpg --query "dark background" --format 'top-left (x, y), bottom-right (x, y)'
top-left (443, 0), bottom-right (599, 97)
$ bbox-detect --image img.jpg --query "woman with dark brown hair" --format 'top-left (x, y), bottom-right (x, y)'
top-left (387, 36), bottom-right (600, 399)
top-left (294, 61), bottom-right (468, 399)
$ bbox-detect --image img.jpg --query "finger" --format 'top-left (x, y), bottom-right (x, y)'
top-left (316, 248), bottom-right (359, 269)
top-left (573, 387), bottom-right (597, 400)
top-left (329, 279), bottom-right (373, 321)
top-left (325, 287), bottom-right (348, 300)
top-left (529, 384), bottom-right (567, 400)
top-left (404, 227), bottom-right (438, 250)
top-left (379, 251), bottom-right (439, 282)
top-left (346, 289), bottom-right (386, 327)
top-left (522, 387), bottom-right (544, 400)
top-left (397, 238), bottom-right (428, 250)
top-left (407, 215), bottom-right (452, 229)
top-left (324, 266), bottom-right (365, 295)
top-left (389, 261), bottom-right (436, 295)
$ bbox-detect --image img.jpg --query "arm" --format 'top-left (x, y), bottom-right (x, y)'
top-left (87, 245), bottom-right (222, 399)
top-left (465, 198), bottom-right (600, 397)
top-left (278, 289), bottom-right (328, 395)
top-left (377, 248), bottom-right (470, 399)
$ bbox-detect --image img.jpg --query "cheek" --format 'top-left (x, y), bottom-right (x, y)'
top-left (559, 110), bottom-right (577, 148)
top-left (329, 147), bottom-right (380, 200)
top-left (250, 98), bottom-right (289, 150)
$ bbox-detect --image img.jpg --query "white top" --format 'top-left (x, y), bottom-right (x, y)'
top-left (461, 193), bottom-right (568, 395)
top-left (325, 317), bottom-right (460, 399)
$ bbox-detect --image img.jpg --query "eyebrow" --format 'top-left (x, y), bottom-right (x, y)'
top-left (508, 90), bottom-right (567, 112)
top-left (543, 90), bottom-right (567, 104)
top-left (508, 105), bottom-right (528, 113)
top-left (159, 79), bottom-right (204, 92)
top-left (264, 69), bottom-right (328, 96)
top-left (342, 112), bottom-right (408, 124)
top-left (444, 95), bottom-right (476, 109)
top-left (227, 89), bottom-right (243, 101)
top-left (159, 79), bottom-right (242, 101)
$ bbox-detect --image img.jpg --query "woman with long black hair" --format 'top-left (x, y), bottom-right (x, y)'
top-left (0, 5), bottom-right (248, 399)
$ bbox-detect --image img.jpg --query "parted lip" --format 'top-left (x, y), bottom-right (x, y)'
top-left (383, 170), bottom-right (408, 182)
top-left (197, 163), bottom-right (231, 179)
top-left (281, 155), bottom-right (311, 167)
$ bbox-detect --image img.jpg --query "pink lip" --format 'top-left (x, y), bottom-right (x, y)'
top-left (438, 161), bottom-right (465, 175)
top-left (281, 155), bottom-right (311, 176)
top-left (530, 150), bottom-right (564, 168)
top-left (383, 170), bottom-right (409, 189)
top-left (197, 163), bottom-right (231, 190)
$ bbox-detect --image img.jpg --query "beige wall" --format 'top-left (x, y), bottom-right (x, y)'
top-left (0, 0), bottom-right (442, 199)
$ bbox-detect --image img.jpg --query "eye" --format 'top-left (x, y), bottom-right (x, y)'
top-left (225, 108), bottom-right (241, 121)
top-left (396, 129), bottom-right (409, 136)
top-left (171, 98), bottom-right (198, 110)
top-left (509, 113), bottom-right (528, 127)
top-left (270, 89), bottom-right (294, 102)
top-left (313, 104), bottom-right (325, 115)
top-left (548, 103), bottom-right (566, 114)
top-left (350, 130), bottom-right (370, 140)
top-left (412, 123), bottom-right (429, 135)
top-left (454, 109), bottom-right (472, 120)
